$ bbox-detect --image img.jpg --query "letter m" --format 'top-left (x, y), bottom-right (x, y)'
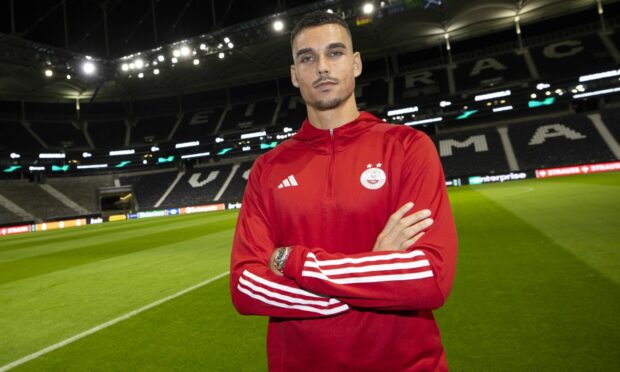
top-left (439, 135), bottom-right (489, 157)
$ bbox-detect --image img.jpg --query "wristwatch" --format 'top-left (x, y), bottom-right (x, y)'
top-left (274, 246), bottom-right (292, 274)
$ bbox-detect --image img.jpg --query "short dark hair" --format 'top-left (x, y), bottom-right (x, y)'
top-left (290, 11), bottom-right (352, 48)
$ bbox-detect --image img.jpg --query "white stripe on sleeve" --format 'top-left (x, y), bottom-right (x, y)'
top-left (237, 285), bottom-right (349, 315)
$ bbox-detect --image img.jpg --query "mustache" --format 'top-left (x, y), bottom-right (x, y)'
top-left (312, 77), bottom-right (339, 87)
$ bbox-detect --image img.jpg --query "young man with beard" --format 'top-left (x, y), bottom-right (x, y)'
top-left (230, 10), bottom-right (457, 371)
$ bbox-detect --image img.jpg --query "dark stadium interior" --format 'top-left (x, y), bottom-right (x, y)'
top-left (1, 0), bottom-right (620, 226)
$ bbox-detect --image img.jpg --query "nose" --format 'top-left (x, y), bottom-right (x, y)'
top-left (316, 54), bottom-right (329, 75)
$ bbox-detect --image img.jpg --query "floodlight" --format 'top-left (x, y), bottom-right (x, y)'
top-left (193, 59), bottom-right (200, 65)
top-left (138, 72), bottom-right (144, 78)
top-left (157, 55), bottom-right (165, 62)
top-left (273, 20), bottom-right (284, 31)
top-left (180, 46), bottom-right (190, 56)
top-left (44, 69), bottom-right (53, 77)
top-left (121, 63), bottom-right (129, 71)
top-left (66, 74), bottom-right (71, 80)
top-left (134, 59), bottom-right (144, 69)
top-left (82, 61), bottom-right (96, 75)
top-left (173, 49), bottom-right (181, 57)
top-left (153, 69), bottom-right (160, 75)
top-left (224, 37), bottom-right (230, 43)
top-left (362, 2), bottom-right (375, 14)
top-left (171, 57), bottom-right (178, 64)
top-left (227, 42), bottom-right (234, 48)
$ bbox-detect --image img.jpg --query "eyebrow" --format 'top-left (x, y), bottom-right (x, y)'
top-left (295, 42), bottom-right (348, 59)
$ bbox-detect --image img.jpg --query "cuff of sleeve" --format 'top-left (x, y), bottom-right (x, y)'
top-left (282, 244), bottom-right (307, 280)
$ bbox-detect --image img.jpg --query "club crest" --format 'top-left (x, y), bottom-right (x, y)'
top-left (360, 163), bottom-right (386, 190)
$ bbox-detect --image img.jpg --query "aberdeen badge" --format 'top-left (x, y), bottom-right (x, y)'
top-left (360, 163), bottom-right (386, 190)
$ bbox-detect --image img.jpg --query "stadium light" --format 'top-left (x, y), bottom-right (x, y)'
top-left (44, 69), bottom-right (53, 77)
top-left (474, 90), bottom-right (511, 101)
top-left (77, 164), bottom-right (108, 169)
top-left (181, 151), bottom-right (211, 159)
top-left (171, 57), bottom-right (178, 64)
top-left (82, 61), bottom-right (96, 75)
top-left (579, 69), bottom-right (620, 82)
top-left (536, 83), bottom-right (550, 90)
top-left (326, 9), bottom-right (334, 13)
top-left (138, 73), bottom-right (144, 78)
top-left (153, 69), bottom-right (160, 75)
top-left (215, 137), bottom-right (224, 143)
top-left (227, 42), bottom-right (234, 49)
top-left (175, 141), bottom-right (200, 149)
top-left (405, 117), bottom-right (443, 126)
top-left (530, 93), bottom-right (537, 99)
top-left (224, 37), bottom-right (230, 43)
top-left (193, 59), bottom-right (200, 65)
top-left (66, 74), bottom-right (71, 80)
top-left (242, 146), bottom-right (252, 151)
top-left (121, 63), bottom-right (129, 71)
top-left (439, 101), bottom-right (452, 108)
top-left (573, 86), bottom-right (620, 99)
top-left (200, 43), bottom-right (207, 50)
top-left (241, 131), bottom-right (267, 139)
top-left (39, 153), bottom-right (65, 159)
top-left (388, 107), bottom-right (418, 116)
top-left (273, 20), bottom-right (284, 31)
top-left (362, 2), bottom-right (375, 14)
top-left (173, 49), bottom-right (181, 57)
top-left (283, 127), bottom-right (293, 133)
top-left (218, 52), bottom-right (225, 59)
top-left (158, 55), bottom-right (165, 62)
top-left (109, 149), bottom-right (135, 156)
top-left (134, 59), bottom-right (144, 69)
top-left (180, 46), bottom-right (191, 57)
top-left (492, 105), bottom-right (513, 112)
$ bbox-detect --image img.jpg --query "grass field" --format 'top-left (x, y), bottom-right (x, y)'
top-left (1, 172), bottom-right (619, 371)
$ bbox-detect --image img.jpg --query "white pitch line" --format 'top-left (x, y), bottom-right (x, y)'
top-left (0, 271), bottom-right (230, 371)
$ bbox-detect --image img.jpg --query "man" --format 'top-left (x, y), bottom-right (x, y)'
top-left (230, 10), bottom-right (457, 371)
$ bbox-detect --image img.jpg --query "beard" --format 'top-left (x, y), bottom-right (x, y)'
top-left (313, 97), bottom-right (343, 111)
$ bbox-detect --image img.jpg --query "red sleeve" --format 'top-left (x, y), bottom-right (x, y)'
top-left (230, 156), bottom-right (350, 318)
top-left (282, 131), bottom-right (458, 311)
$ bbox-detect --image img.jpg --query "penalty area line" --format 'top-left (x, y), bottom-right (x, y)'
top-left (0, 271), bottom-right (230, 372)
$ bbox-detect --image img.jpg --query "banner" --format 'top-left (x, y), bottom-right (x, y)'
top-left (536, 161), bottom-right (620, 178)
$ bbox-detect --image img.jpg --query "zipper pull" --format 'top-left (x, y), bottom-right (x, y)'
top-left (329, 128), bottom-right (334, 138)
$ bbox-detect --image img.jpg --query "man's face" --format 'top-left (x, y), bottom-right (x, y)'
top-left (291, 24), bottom-right (362, 111)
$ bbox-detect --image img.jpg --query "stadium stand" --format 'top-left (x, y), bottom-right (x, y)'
top-left (217, 100), bottom-right (277, 134)
top-left (29, 121), bottom-right (88, 149)
top-left (161, 164), bottom-right (235, 208)
top-left (119, 170), bottom-right (179, 210)
top-left (87, 120), bottom-right (127, 149)
top-left (130, 115), bottom-right (178, 145)
top-left (0, 121), bottom-right (44, 151)
top-left (0, 204), bottom-right (23, 225)
top-left (46, 174), bottom-right (116, 213)
top-left (508, 113), bottom-right (617, 170)
top-left (600, 107), bottom-right (620, 140)
top-left (357, 78), bottom-right (389, 109)
top-left (276, 96), bottom-right (306, 128)
top-left (172, 107), bottom-right (225, 141)
top-left (0, 180), bottom-right (80, 221)
top-left (218, 161), bottom-right (253, 202)
top-left (435, 128), bottom-right (512, 177)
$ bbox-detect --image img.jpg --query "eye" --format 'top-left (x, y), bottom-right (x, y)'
top-left (300, 55), bottom-right (313, 63)
top-left (330, 50), bottom-right (343, 57)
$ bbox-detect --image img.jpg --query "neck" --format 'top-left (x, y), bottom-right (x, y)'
top-left (306, 95), bottom-right (360, 130)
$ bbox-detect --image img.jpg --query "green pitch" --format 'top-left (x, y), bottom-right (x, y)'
top-left (1, 172), bottom-right (619, 371)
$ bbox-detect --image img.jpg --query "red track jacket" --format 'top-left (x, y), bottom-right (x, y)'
top-left (230, 112), bottom-right (458, 371)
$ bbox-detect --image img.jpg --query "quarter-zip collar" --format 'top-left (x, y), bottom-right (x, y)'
top-left (292, 111), bottom-right (380, 154)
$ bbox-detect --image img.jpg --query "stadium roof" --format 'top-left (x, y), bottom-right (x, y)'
top-left (0, 0), bottom-right (618, 103)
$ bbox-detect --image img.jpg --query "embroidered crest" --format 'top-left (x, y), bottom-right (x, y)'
top-left (360, 163), bottom-right (386, 190)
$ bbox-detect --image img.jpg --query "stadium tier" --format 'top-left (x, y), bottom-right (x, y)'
top-left (435, 128), bottom-right (512, 178)
top-left (508, 112), bottom-right (618, 170)
top-left (86, 120), bottom-right (128, 149)
top-left (130, 115), bottom-right (178, 145)
top-left (119, 170), bottom-right (180, 210)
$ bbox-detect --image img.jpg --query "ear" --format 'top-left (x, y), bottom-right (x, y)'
top-left (353, 51), bottom-right (362, 78)
top-left (290, 64), bottom-right (299, 88)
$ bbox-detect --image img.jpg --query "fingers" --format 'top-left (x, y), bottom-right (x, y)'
top-left (401, 232), bottom-right (425, 250)
top-left (381, 202), bottom-right (414, 235)
top-left (383, 208), bottom-right (432, 242)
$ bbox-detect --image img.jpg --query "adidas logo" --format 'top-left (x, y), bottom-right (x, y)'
top-left (278, 175), bottom-right (299, 189)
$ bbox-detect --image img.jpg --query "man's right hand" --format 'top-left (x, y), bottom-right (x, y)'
top-left (372, 202), bottom-right (433, 252)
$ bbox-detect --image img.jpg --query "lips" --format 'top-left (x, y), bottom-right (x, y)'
top-left (315, 81), bottom-right (337, 88)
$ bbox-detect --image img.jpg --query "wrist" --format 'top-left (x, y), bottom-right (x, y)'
top-left (273, 246), bottom-right (292, 274)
